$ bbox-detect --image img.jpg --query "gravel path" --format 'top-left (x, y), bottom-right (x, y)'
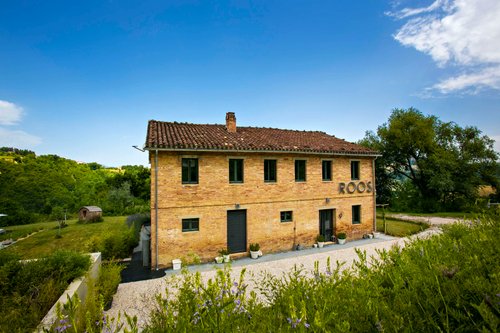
top-left (387, 214), bottom-right (466, 226)
top-left (106, 228), bottom-right (441, 329)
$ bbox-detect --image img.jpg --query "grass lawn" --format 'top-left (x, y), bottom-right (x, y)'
top-left (0, 220), bottom-right (53, 242)
top-left (376, 217), bottom-right (428, 237)
top-left (3, 216), bottom-right (129, 259)
top-left (376, 208), bottom-right (475, 219)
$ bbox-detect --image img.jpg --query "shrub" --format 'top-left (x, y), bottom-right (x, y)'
top-left (337, 232), bottom-right (346, 239)
top-left (316, 234), bottom-right (325, 242)
top-left (141, 217), bottom-right (500, 332)
top-left (0, 250), bottom-right (91, 332)
top-left (218, 248), bottom-right (229, 256)
top-left (78, 215), bottom-right (103, 224)
top-left (85, 215), bottom-right (142, 260)
top-left (98, 262), bottom-right (124, 310)
top-left (249, 243), bottom-right (260, 251)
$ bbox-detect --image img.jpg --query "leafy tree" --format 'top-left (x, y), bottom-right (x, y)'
top-left (0, 148), bottom-right (150, 225)
top-left (361, 108), bottom-right (499, 212)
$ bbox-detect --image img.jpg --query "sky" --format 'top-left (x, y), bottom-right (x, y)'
top-left (0, 0), bottom-right (499, 167)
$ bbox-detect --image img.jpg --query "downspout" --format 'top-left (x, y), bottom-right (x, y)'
top-left (372, 157), bottom-right (378, 232)
top-left (155, 149), bottom-right (159, 271)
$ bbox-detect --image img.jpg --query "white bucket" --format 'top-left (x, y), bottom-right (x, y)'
top-left (172, 259), bottom-right (182, 270)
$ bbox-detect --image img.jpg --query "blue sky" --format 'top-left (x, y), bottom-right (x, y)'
top-left (0, 0), bottom-right (499, 166)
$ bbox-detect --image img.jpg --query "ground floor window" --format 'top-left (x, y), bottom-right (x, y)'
top-left (182, 218), bottom-right (199, 232)
top-left (280, 211), bottom-right (293, 222)
top-left (352, 205), bottom-right (361, 224)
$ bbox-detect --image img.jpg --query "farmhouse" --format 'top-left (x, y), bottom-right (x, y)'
top-left (145, 113), bottom-right (379, 268)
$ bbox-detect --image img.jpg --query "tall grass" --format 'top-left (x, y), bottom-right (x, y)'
top-left (143, 217), bottom-right (500, 332)
top-left (0, 251), bottom-right (91, 332)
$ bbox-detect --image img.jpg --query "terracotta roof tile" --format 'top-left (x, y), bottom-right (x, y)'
top-left (145, 120), bottom-right (377, 156)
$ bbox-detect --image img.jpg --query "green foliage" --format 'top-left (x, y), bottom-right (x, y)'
top-left (98, 262), bottom-right (124, 310)
top-left (337, 232), bottom-right (346, 239)
top-left (0, 250), bottom-right (91, 332)
top-left (84, 214), bottom-right (143, 260)
top-left (218, 248), bottom-right (229, 256)
top-left (360, 108), bottom-right (499, 212)
top-left (47, 282), bottom-right (137, 333)
top-left (376, 217), bottom-right (428, 237)
top-left (0, 148), bottom-right (150, 226)
top-left (315, 234), bottom-right (325, 243)
top-left (142, 217), bottom-right (500, 332)
top-left (145, 268), bottom-right (254, 332)
top-left (249, 243), bottom-right (260, 251)
top-left (3, 216), bottom-right (134, 260)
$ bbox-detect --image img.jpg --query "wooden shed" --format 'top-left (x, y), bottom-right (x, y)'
top-left (78, 206), bottom-right (102, 222)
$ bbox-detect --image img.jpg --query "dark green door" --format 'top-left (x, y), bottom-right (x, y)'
top-left (227, 210), bottom-right (247, 253)
top-left (319, 209), bottom-right (334, 242)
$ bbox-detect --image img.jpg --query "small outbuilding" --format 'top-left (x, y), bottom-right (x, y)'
top-left (78, 206), bottom-right (103, 222)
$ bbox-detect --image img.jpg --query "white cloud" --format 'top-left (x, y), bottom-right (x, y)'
top-left (0, 127), bottom-right (42, 148)
top-left (391, 0), bottom-right (500, 93)
top-left (0, 100), bottom-right (23, 125)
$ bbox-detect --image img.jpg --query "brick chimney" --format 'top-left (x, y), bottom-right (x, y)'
top-left (226, 112), bottom-right (237, 133)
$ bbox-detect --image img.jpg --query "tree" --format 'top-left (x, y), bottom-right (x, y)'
top-left (360, 108), bottom-right (499, 212)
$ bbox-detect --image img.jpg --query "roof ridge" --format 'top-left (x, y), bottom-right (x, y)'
top-left (149, 120), bottom-right (334, 136)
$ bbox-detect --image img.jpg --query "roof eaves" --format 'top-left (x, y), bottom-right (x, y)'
top-left (143, 146), bottom-right (380, 157)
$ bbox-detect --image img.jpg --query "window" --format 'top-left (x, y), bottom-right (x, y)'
top-left (295, 160), bottom-right (306, 181)
top-left (182, 218), bottom-right (199, 232)
top-left (229, 159), bottom-right (244, 183)
top-left (352, 205), bottom-right (361, 224)
top-left (322, 160), bottom-right (332, 181)
top-left (182, 158), bottom-right (198, 184)
top-left (280, 211), bottom-right (293, 222)
top-left (351, 161), bottom-right (360, 180)
top-left (264, 159), bottom-right (277, 182)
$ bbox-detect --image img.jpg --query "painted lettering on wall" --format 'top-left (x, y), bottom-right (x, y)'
top-left (339, 181), bottom-right (373, 194)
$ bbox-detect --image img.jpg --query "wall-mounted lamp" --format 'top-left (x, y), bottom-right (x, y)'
top-left (325, 198), bottom-right (330, 204)
top-left (338, 212), bottom-right (343, 219)
top-left (235, 203), bottom-right (240, 209)
top-left (132, 145), bottom-right (145, 152)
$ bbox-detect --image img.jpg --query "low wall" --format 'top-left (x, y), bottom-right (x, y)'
top-left (36, 252), bottom-right (102, 332)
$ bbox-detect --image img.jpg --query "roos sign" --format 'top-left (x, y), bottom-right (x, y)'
top-left (339, 181), bottom-right (373, 194)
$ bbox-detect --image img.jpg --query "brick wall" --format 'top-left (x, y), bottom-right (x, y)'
top-left (150, 151), bottom-right (375, 268)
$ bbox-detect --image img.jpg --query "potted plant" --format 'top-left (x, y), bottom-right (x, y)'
top-left (249, 243), bottom-right (260, 259)
top-left (215, 256), bottom-right (223, 264)
top-left (316, 234), bottom-right (325, 248)
top-left (219, 248), bottom-right (230, 263)
top-left (337, 232), bottom-right (347, 245)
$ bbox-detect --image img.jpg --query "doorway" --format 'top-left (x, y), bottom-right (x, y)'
top-left (319, 209), bottom-right (335, 242)
top-left (227, 210), bottom-right (247, 253)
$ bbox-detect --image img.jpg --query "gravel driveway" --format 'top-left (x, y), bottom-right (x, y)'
top-left (386, 214), bottom-right (466, 226)
top-left (106, 228), bottom-right (441, 329)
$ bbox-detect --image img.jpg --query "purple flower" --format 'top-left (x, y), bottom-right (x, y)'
top-left (233, 282), bottom-right (239, 287)
top-left (287, 318), bottom-right (292, 324)
top-left (234, 299), bottom-right (241, 306)
top-left (304, 323), bottom-right (310, 328)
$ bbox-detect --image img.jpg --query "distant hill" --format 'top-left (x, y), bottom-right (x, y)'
top-left (0, 147), bottom-right (150, 226)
